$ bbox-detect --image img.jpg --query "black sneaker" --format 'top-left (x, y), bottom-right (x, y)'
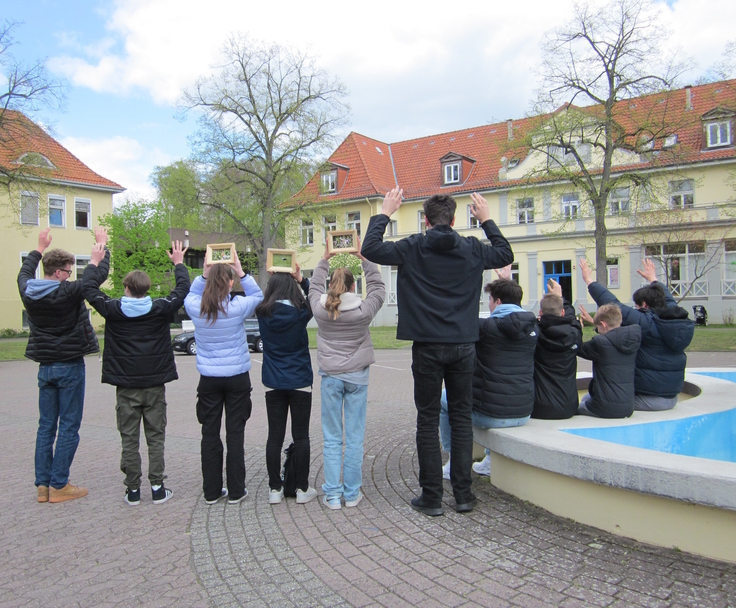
top-left (410, 495), bottom-right (444, 516)
top-left (152, 485), bottom-right (173, 505)
top-left (124, 488), bottom-right (140, 506)
top-left (205, 488), bottom-right (228, 505)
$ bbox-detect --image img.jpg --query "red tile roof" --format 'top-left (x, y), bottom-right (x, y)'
top-left (0, 111), bottom-right (124, 191)
top-left (293, 79), bottom-right (736, 204)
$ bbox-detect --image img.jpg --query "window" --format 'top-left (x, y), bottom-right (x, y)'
top-left (669, 180), bottom-right (694, 209)
top-left (608, 187), bottom-right (630, 215)
top-left (707, 121), bottom-right (731, 147)
top-left (467, 205), bottom-right (480, 228)
top-left (386, 220), bottom-right (398, 236)
top-left (561, 193), bottom-right (579, 219)
top-left (346, 211), bottom-right (361, 237)
top-left (387, 266), bottom-right (398, 305)
top-left (663, 134), bottom-right (678, 148)
top-left (48, 196), bottom-right (65, 227)
top-left (444, 162), bottom-right (460, 184)
top-left (517, 198), bottom-right (534, 224)
top-left (75, 198), bottom-right (91, 229)
top-left (510, 262), bottom-right (520, 284)
top-left (75, 256), bottom-right (90, 281)
top-left (418, 210), bottom-right (427, 234)
top-left (723, 240), bottom-right (736, 295)
top-left (21, 192), bottom-right (39, 225)
top-left (17, 152), bottom-right (54, 168)
top-left (321, 171), bottom-right (337, 193)
top-left (645, 242), bottom-right (707, 297)
top-left (20, 252), bottom-right (41, 279)
top-left (300, 220), bottom-right (314, 246)
top-left (322, 215), bottom-right (336, 244)
top-left (607, 258), bottom-right (620, 288)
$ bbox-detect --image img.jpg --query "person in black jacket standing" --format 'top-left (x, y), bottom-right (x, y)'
top-left (83, 234), bottom-right (190, 505)
top-left (362, 187), bottom-right (513, 516)
top-left (532, 279), bottom-right (583, 420)
top-left (18, 227), bottom-right (105, 504)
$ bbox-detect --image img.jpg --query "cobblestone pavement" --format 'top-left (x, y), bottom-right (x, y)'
top-left (1, 351), bottom-right (735, 607)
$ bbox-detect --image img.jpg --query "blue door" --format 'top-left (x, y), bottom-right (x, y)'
top-left (543, 260), bottom-right (573, 302)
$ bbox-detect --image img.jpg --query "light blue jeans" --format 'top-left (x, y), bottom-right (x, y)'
top-left (439, 388), bottom-right (530, 452)
top-left (321, 376), bottom-right (368, 501)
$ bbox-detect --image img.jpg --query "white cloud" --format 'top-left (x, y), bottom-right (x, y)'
top-left (60, 135), bottom-right (171, 204)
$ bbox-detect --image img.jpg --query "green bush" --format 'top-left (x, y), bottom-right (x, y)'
top-left (0, 328), bottom-right (29, 339)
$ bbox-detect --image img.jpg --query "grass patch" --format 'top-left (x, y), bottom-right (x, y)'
top-left (582, 324), bottom-right (736, 351)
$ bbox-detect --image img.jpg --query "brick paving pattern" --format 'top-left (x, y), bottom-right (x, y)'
top-left (1, 351), bottom-right (735, 607)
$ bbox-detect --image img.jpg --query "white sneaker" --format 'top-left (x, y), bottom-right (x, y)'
top-left (269, 488), bottom-right (284, 504)
top-left (345, 492), bottom-right (363, 508)
top-left (322, 495), bottom-right (341, 510)
top-left (296, 487), bottom-right (318, 504)
top-left (472, 454), bottom-right (491, 477)
top-left (442, 458), bottom-right (451, 481)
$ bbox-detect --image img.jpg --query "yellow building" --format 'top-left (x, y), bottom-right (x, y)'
top-left (290, 80), bottom-right (736, 325)
top-left (0, 111), bottom-right (124, 330)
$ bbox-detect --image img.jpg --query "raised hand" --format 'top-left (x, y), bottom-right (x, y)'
top-left (381, 187), bottom-right (404, 217)
top-left (291, 262), bottom-right (303, 283)
top-left (37, 228), bottom-right (52, 253)
top-left (231, 251), bottom-right (245, 278)
top-left (167, 240), bottom-right (188, 266)
top-left (637, 258), bottom-right (658, 283)
top-left (94, 226), bottom-right (108, 246)
top-left (547, 278), bottom-right (562, 297)
top-left (495, 264), bottom-right (512, 280)
top-left (579, 258), bottom-right (594, 285)
top-left (469, 193), bottom-right (491, 224)
top-left (90, 242), bottom-right (106, 266)
top-left (578, 304), bottom-right (595, 325)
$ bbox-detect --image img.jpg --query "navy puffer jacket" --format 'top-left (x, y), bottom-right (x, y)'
top-left (472, 311), bottom-right (538, 419)
top-left (588, 282), bottom-right (694, 398)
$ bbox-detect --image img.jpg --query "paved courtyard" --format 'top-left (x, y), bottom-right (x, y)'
top-left (1, 350), bottom-right (735, 607)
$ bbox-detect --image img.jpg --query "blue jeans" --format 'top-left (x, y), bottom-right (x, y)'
top-left (321, 376), bottom-right (368, 501)
top-left (439, 389), bottom-right (530, 452)
top-left (35, 359), bottom-right (86, 489)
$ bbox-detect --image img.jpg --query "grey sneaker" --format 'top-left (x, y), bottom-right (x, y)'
top-left (269, 488), bottom-right (284, 504)
top-left (472, 454), bottom-right (491, 477)
top-left (205, 488), bottom-right (228, 504)
top-left (345, 492), bottom-right (363, 508)
top-left (322, 495), bottom-right (341, 510)
top-left (296, 487), bottom-right (318, 504)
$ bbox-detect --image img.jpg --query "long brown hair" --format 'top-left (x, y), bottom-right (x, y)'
top-left (255, 273), bottom-right (307, 318)
top-left (325, 268), bottom-right (354, 320)
top-left (200, 265), bottom-right (234, 323)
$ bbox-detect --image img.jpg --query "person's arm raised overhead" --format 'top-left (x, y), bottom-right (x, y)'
top-left (360, 186), bottom-right (409, 266)
top-left (581, 257), bottom-right (621, 307)
top-left (472, 193), bottom-right (513, 269)
top-left (82, 243), bottom-right (114, 317)
top-left (159, 240), bottom-right (191, 313)
top-left (355, 238), bottom-right (385, 318)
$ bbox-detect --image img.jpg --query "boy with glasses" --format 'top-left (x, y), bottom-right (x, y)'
top-left (18, 227), bottom-right (105, 503)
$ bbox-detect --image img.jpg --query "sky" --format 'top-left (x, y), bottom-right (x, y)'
top-left (4, 0), bottom-right (736, 203)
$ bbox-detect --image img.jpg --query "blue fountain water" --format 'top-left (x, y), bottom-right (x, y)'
top-left (562, 371), bottom-right (736, 463)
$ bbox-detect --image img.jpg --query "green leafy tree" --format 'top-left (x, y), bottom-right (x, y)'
top-left (99, 200), bottom-right (180, 298)
top-left (328, 253), bottom-right (363, 278)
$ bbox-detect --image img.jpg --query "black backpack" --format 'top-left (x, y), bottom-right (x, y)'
top-left (282, 443), bottom-right (297, 497)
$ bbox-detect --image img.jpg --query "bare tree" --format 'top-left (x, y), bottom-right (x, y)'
top-left (178, 35), bottom-right (349, 283)
top-left (513, 0), bottom-right (692, 284)
top-left (0, 20), bottom-right (66, 198)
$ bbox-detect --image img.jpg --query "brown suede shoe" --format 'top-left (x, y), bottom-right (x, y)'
top-left (49, 484), bottom-right (88, 503)
top-left (37, 486), bottom-right (49, 503)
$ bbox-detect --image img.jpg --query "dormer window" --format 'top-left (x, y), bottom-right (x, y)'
top-left (444, 162), bottom-right (460, 184)
top-left (321, 171), bottom-right (337, 193)
top-left (16, 152), bottom-right (55, 169)
top-left (663, 134), bottom-right (678, 148)
top-left (707, 121), bottom-right (731, 147)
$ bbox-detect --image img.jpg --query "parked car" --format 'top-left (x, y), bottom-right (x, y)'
top-left (172, 318), bottom-right (263, 355)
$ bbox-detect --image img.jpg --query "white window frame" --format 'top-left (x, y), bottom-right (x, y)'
top-left (387, 266), bottom-right (398, 305)
top-left (20, 191), bottom-right (39, 226)
top-left (669, 180), bottom-right (694, 209)
top-left (20, 251), bottom-right (42, 279)
top-left (418, 210), bottom-right (427, 234)
top-left (321, 171), bottom-right (337, 193)
top-left (75, 256), bottom-right (90, 282)
top-left (322, 215), bottom-right (336, 245)
top-left (48, 195), bottom-right (65, 228)
top-left (561, 193), bottom-right (580, 219)
top-left (386, 220), bottom-right (398, 237)
top-left (707, 121), bottom-right (731, 147)
top-left (607, 258), bottom-right (620, 288)
top-left (723, 240), bottom-right (736, 295)
top-left (645, 242), bottom-right (707, 297)
top-left (517, 198), bottom-right (534, 224)
top-left (444, 162), bottom-right (460, 184)
top-left (300, 220), bottom-right (314, 246)
top-left (608, 187), bottom-right (630, 215)
top-left (467, 205), bottom-right (480, 228)
top-left (74, 198), bottom-right (91, 229)
top-left (346, 211), bottom-right (361, 237)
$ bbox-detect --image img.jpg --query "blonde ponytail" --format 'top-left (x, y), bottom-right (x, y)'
top-left (325, 268), bottom-right (354, 320)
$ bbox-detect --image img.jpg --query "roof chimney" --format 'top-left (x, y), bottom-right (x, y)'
top-left (507, 119), bottom-right (514, 141)
top-left (685, 85), bottom-right (692, 111)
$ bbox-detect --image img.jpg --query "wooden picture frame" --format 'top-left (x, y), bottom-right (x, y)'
top-left (205, 242), bottom-right (237, 265)
top-left (266, 249), bottom-right (297, 273)
top-left (326, 229), bottom-right (359, 254)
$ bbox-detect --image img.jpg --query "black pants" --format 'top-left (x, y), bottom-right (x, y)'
top-left (196, 373), bottom-right (252, 502)
top-left (412, 342), bottom-right (475, 505)
top-left (265, 389), bottom-right (312, 492)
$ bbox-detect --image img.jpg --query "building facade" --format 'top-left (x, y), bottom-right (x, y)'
top-left (0, 111), bottom-right (124, 330)
top-left (290, 80), bottom-right (736, 325)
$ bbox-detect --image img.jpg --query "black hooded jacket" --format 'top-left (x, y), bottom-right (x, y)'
top-left (577, 324), bottom-right (642, 418)
top-left (472, 310), bottom-right (538, 419)
top-left (532, 303), bottom-right (582, 420)
top-left (588, 281), bottom-right (694, 398)
top-left (361, 214), bottom-right (513, 343)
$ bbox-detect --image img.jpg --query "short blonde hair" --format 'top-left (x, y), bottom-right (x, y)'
top-left (593, 304), bottom-right (622, 329)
